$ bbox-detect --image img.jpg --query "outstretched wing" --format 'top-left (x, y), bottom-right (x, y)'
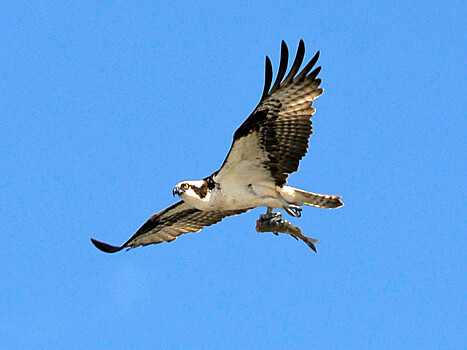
top-left (91, 201), bottom-right (248, 253)
top-left (215, 40), bottom-right (323, 186)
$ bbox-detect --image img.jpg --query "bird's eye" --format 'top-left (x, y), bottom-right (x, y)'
top-left (181, 183), bottom-right (189, 190)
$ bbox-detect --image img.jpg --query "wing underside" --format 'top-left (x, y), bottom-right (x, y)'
top-left (91, 201), bottom-right (248, 253)
top-left (216, 40), bottom-right (323, 185)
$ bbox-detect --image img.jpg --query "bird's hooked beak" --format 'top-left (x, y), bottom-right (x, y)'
top-left (173, 186), bottom-right (184, 197)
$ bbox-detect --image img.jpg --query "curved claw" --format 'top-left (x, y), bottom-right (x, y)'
top-left (292, 207), bottom-right (302, 217)
top-left (285, 205), bottom-right (302, 217)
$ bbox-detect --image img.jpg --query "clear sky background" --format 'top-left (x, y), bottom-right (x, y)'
top-left (1, 1), bottom-right (465, 349)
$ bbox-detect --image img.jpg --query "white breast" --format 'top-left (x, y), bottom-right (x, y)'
top-left (210, 132), bottom-right (284, 210)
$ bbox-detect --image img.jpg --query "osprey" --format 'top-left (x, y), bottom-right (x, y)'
top-left (91, 40), bottom-right (343, 253)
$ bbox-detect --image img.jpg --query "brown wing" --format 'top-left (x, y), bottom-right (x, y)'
top-left (216, 40), bottom-right (323, 186)
top-left (91, 201), bottom-right (248, 253)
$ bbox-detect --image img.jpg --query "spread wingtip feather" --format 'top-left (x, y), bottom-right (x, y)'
top-left (91, 238), bottom-right (124, 253)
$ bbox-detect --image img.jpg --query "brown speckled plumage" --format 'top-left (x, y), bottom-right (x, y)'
top-left (230, 40), bottom-right (322, 185)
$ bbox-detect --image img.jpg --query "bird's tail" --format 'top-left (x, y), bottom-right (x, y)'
top-left (288, 187), bottom-right (344, 209)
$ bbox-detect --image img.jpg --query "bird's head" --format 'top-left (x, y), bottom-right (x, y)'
top-left (173, 180), bottom-right (210, 203)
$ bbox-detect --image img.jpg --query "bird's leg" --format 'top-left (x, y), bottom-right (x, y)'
top-left (265, 207), bottom-right (280, 235)
top-left (284, 204), bottom-right (302, 218)
top-left (277, 197), bottom-right (302, 218)
top-left (255, 207), bottom-right (281, 235)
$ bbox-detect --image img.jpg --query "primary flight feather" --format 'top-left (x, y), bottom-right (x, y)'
top-left (91, 40), bottom-right (343, 253)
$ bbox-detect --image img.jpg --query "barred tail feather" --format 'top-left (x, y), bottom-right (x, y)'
top-left (289, 187), bottom-right (343, 209)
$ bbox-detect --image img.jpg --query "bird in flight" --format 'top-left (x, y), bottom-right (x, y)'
top-left (91, 40), bottom-right (343, 253)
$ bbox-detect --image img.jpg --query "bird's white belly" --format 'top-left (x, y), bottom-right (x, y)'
top-left (212, 180), bottom-right (282, 210)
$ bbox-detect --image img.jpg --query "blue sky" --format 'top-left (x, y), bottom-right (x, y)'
top-left (1, 1), bottom-right (465, 349)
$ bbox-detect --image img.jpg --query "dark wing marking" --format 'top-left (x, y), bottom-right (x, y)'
top-left (216, 40), bottom-right (323, 185)
top-left (91, 201), bottom-right (248, 253)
